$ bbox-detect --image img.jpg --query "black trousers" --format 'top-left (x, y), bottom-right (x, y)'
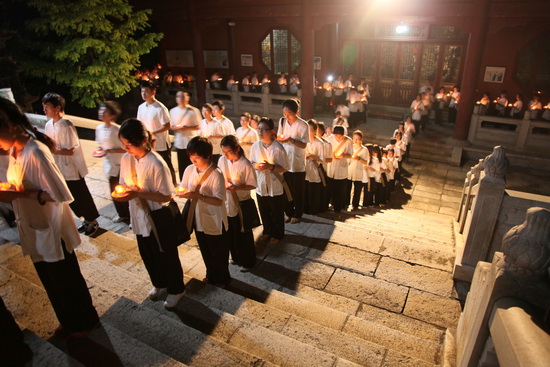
top-left (378, 179), bottom-right (387, 205)
top-left (228, 215), bottom-right (256, 268)
top-left (351, 180), bottom-right (364, 208)
top-left (386, 179), bottom-right (395, 202)
top-left (420, 114), bottom-right (429, 131)
top-left (66, 177), bottom-right (99, 222)
top-left (344, 179), bottom-right (352, 207)
top-left (363, 178), bottom-right (376, 206)
top-left (33, 242), bottom-right (99, 332)
top-left (304, 181), bottom-right (322, 215)
top-left (196, 230), bottom-right (231, 286)
top-left (257, 194), bottom-right (285, 239)
top-left (331, 178), bottom-right (348, 212)
top-left (412, 119), bottom-right (421, 135)
top-left (323, 177), bottom-right (333, 211)
top-left (283, 171), bottom-right (306, 219)
top-left (176, 148), bottom-right (192, 181)
top-left (109, 176), bottom-right (130, 219)
top-left (157, 149), bottom-right (177, 185)
top-left (136, 235), bottom-right (185, 294)
top-left (0, 297), bottom-right (32, 365)
top-left (448, 107), bottom-right (457, 123)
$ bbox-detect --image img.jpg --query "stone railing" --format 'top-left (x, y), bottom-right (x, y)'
top-left (467, 110), bottom-right (550, 154)
top-left (453, 146), bottom-right (550, 282)
top-left (456, 207), bottom-right (550, 367)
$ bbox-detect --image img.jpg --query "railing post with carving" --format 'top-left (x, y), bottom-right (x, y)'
top-left (454, 146), bottom-right (509, 282)
top-left (458, 159), bottom-right (483, 232)
top-left (456, 207), bottom-right (550, 367)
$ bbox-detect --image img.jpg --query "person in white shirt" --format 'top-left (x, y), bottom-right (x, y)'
top-left (434, 86), bottom-right (447, 124)
top-left (277, 99), bottom-right (309, 223)
top-left (219, 135), bottom-right (258, 271)
top-left (210, 71), bottom-right (222, 89)
top-left (0, 97), bottom-right (99, 339)
top-left (528, 94), bottom-right (543, 120)
top-left (178, 136), bottom-right (231, 287)
top-left (96, 101), bottom-right (129, 223)
top-left (199, 103), bottom-right (226, 165)
top-left (322, 80), bottom-right (333, 112)
top-left (387, 136), bottom-right (404, 182)
top-left (542, 102), bottom-right (550, 121)
top-left (385, 148), bottom-right (399, 203)
top-left (116, 119), bottom-right (186, 309)
top-left (347, 130), bottom-right (369, 210)
top-left (494, 90), bottom-right (508, 117)
top-left (316, 122), bottom-right (332, 212)
top-left (261, 73), bottom-right (270, 93)
top-left (410, 94), bottom-right (424, 133)
top-left (378, 148), bottom-right (391, 207)
top-left (250, 118), bottom-right (289, 244)
top-left (327, 126), bottom-right (353, 213)
top-left (403, 117), bottom-right (415, 162)
top-left (170, 91), bottom-right (201, 180)
top-left (510, 93), bottom-right (523, 119)
top-left (335, 103), bottom-right (350, 121)
top-left (289, 73), bottom-right (300, 95)
top-left (250, 114), bottom-right (260, 131)
top-left (333, 75), bottom-right (345, 106)
top-left (235, 112), bottom-right (259, 158)
top-left (363, 145), bottom-right (380, 207)
top-left (226, 74), bottom-right (238, 92)
top-left (478, 92), bottom-right (491, 116)
top-left (448, 86), bottom-right (460, 123)
top-left (212, 100), bottom-right (236, 136)
top-left (251, 72), bottom-right (260, 92)
top-left (136, 81), bottom-right (176, 185)
top-left (42, 92), bottom-right (100, 236)
top-left (332, 114), bottom-right (349, 137)
top-left (278, 73), bottom-right (288, 94)
top-left (242, 73), bottom-right (251, 93)
top-left (304, 119), bottom-right (325, 215)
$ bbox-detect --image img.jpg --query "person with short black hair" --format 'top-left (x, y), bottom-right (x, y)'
top-left (316, 122), bottom-right (332, 211)
top-left (178, 136), bottom-right (231, 287)
top-left (448, 86), bottom-right (460, 123)
top-left (250, 118), bottom-right (289, 244)
top-left (347, 130), bottom-right (369, 210)
top-left (199, 103), bottom-right (226, 165)
top-left (219, 135), bottom-right (258, 271)
top-left (170, 91), bottom-right (201, 180)
top-left (304, 119), bottom-right (325, 215)
top-left (137, 81), bottom-right (177, 185)
top-left (42, 92), bottom-right (100, 236)
top-left (277, 99), bottom-right (309, 224)
top-left (327, 125), bottom-right (352, 212)
top-left (236, 112), bottom-right (259, 157)
top-left (510, 93), bottom-right (523, 119)
top-left (212, 100), bottom-right (236, 136)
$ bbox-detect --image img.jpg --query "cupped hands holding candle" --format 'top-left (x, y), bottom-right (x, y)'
top-left (0, 182), bottom-right (13, 191)
top-left (111, 184), bottom-right (138, 200)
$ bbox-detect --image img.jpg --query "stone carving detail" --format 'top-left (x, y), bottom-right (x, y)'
top-left (502, 207), bottom-right (550, 278)
top-left (483, 146), bottom-right (509, 179)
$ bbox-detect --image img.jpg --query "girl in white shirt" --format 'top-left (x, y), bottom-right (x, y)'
top-left (235, 112), bottom-right (259, 158)
top-left (250, 118), bottom-right (289, 244)
top-left (327, 125), bottom-right (353, 212)
top-left (304, 119), bottom-right (325, 215)
top-left (0, 97), bottom-right (99, 339)
top-left (212, 100), bottom-right (236, 136)
top-left (96, 101), bottom-right (129, 223)
top-left (178, 136), bottom-right (230, 287)
top-left (385, 148), bottom-right (399, 203)
top-left (199, 103), bottom-right (226, 165)
top-left (219, 135), bottom-right (258, 271)
top-left (510, 93), bottom-right (523, 119)
top-left (116, 119), bottom-right (186, 309)
top-left (410, 94), bottom-right (424, 132)
top-left (363, 144), bottom-right (380, 207)
top-left (449, 86), bottom-right (460, 123)
top-left (347, 130), bottom-right (369, 210)
top-left (316, 122), bottom-right (332, 212)
top-left (170, 91), bottom-right (200, 180)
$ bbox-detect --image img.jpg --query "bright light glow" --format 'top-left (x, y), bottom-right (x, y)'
top-left (396, 23), bottom-right (408, 34)
top-left (327, 75), bottom-right (334, 82)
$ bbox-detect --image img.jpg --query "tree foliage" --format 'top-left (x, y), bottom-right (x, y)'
top-left (17, 0), bottom-right (162, 108)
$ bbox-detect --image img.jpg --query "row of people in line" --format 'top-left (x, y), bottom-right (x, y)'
top-left (477, 91), bottom-right (550, 120)
top-left (410, 86), bottom-right (461, 130)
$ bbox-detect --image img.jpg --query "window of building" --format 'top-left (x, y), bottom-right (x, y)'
top-left (261, 29), bottom-right (301, 75)
top-left (514, 36), bottom-right (550, 94)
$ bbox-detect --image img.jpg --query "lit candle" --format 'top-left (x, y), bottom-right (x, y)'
top-left (278, 135), bottom-right (285, 139)
top-left (494, 100), bottom-right (498, 103)
top-left (531, 106), bottom-right (537, 110)
top-left (476, 101), bottom-right (481, 105)
top-left (93, 148), bottom-right (104, 157)
top-left (176, 186), bottom-right (188, 195)
top-left (0, 183), bottom-right (12, 191)
top-left (225, 182), bottom-right (233, 189)
top-left (112, 185), bottom-right (129, 198)
top-left (508, 103), bottom-right (513, 107)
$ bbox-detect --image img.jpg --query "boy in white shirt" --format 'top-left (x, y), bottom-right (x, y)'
top-left (212, 100), bottom-right (236, 136)
top-left (42, 93), bottom-right (100, 236)
top-left (304, 119), bottom-right (325, 215)
top-left (137, 81), bottom-right (176, 185)
top-left (327, 126), bottom-right (353, 212)
top-left (170, 91), bottom-right (201, 180)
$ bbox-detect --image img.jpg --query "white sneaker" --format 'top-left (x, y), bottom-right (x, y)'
top-left (164, 291), bottom-right (186, 309)
top-left (148, 287), bottom-right (166, 300)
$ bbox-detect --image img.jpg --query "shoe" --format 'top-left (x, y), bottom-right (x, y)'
top-left (270, 238), bottom-right (280, 244)
top-left (164, 291), bottom-right (186, 309)
top-left (290, 217), bottom-right (300, 224)
top-left (52, 324), bottom-right (70, 338)
top-left (66, 322), bottom-right (101, 344)
top-left (77, 223), bottom-right (87, 233)
top-left (113, 215), bottom-right (129, 223)
top-left (240, 266), bottom-right (252, 272)
top-left (83, 220), bottom-right (99, 236)
top-left (257, 234), bottom-right (270, 243)
top-left (148, 287), bottom-right (166, 300)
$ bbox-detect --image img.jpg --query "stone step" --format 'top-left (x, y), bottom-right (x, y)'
top-left (182, 276), bottom-right (442, 365)
top-left (22, 329), bottom-right (85, 367)
top-left (102, 296), bottom-right (273, 367)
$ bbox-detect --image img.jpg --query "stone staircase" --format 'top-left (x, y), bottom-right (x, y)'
top-left (1, 195), bottom-right (461, 366)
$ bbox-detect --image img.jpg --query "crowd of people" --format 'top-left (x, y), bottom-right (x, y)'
top-left (0, 78), bottom-right (416, 356)
top-left (476, 90), bottom-right (550, 121)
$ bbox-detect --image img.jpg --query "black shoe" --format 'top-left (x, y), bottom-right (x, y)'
top-left (83, 220), bottom-right (99, 236)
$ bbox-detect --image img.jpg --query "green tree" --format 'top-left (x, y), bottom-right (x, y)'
top-left (16, 0), bottom-right (162, 108)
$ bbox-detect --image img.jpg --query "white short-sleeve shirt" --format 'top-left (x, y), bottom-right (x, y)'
top-left (199, 119), bottom-right (226, 154)
top-left (236, 127), bottom-right (259, 158)
top-left (170, 105), bottom-right (201, 149)
top-left (277, 117), bottom-right (309, 173)
top-left (249, 140), bottom-right (289, 197)
top-left (119, 151), bottom-right (175, 237)
top-left (44, 118), bottom-right (88, 180)
top-left (305, 137), bottom-right (325, 183)
top-left (180, 164), bottom-right (228, 235)
top-left (8, 139), bottom-right (80, 262)
top-left (327, 135), bottom-right (352, 180)
top-left (218, 156), bottom-right (257, 217)
top-left (137, 100), bottom-right (171, 151)
top-left (219, 116), bottom-right (236, 136)
top-left (348, 145), bottom-right (369, 181)
top-left (95, 123), bottom-right (123, 178)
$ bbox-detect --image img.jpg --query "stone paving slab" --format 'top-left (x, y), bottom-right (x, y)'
top-left (281, 315), bottom-right (386, 366)
top-left (306, 243), bottom-right (381, 276)
top-left (301, 223), bottom-right (385, 252)
top-left (324, 269), bottom-right (409, 313)
top-left (375, 257), bottom-right (454, 297)
top-left (382, 349), bottom-right (435, 367)
top-left (23, 329), bottom-right (85, 367)
top-left (378, 238), bottom-right (455, 272)
top-left (279, 283), bottom-right (361, 315)
top-left (413, 184), bottom-right (444, 195)
top-left (403, 288), bottom-right (462, 329)
top-left (355, 303), bottom-right (445, 343)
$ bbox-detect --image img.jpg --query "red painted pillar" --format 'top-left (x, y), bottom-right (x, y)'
top-left (189, 0), bottom-right (207, 106)
top-left (453, 0), bottom-right (492, 141)
top-left (300, 0), bottom-right (315, 119)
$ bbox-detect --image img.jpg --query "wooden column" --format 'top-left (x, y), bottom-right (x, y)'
top-left (453, 0), bottom-right (492, 141)
top-left (189, 0), bottom-right (207, 105)
top-left (300, 0), bottom-right (315, 119)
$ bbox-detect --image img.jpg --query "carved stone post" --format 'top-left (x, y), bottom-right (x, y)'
top-left (456, 207), bottom-right (550, 367)
top-left (454, 146), bottom-right (509, 282)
